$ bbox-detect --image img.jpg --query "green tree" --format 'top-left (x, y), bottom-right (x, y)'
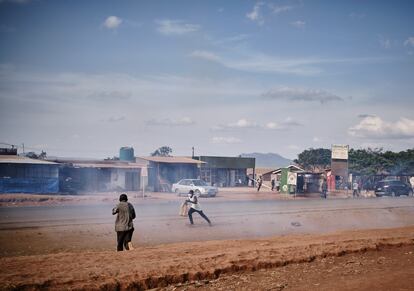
top-left (348, 148), bottom-right (389, 175)
top-left (295, 147), bottom-right (414, 176)
top-left (151, 146), bottom-right (173, 157)
top-left (294, 148), bottom-right (331, 171)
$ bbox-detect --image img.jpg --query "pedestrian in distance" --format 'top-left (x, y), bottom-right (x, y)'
top-left (271, 178), bottom-right (275, 191)
top-left (352, 181), bottom-right (359, 198)
top-left (257, 176), bottom-right (263, 192)
top-left (186, 190), bottom-right (212, 226)
top-left (112, 193), bottom-right (136, 251)
top-left (321, 179), bottom-right (327, 199)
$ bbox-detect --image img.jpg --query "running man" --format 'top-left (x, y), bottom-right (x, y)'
top-left (186, 190), bottom-right (212, 226)
top-left (112, 193), bottom-right (136, 251)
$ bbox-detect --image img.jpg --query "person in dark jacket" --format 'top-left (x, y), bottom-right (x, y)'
top-left (112, 193), bottom-right (136, 251)
top-left (321, 180), bottom-right (328, 199)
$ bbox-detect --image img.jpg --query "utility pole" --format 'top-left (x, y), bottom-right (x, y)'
top-left (22, 143), bottom-right (25, 154)
top-left (192, 146), bottom-right (194, 158)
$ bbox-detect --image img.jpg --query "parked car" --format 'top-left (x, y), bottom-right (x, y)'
top-left (172, 179), bottom-right (218, 197)
top-left (374, 180), bottom-right (413, 197)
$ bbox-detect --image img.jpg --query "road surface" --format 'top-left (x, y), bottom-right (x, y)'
top-left (0, 197), bottom-right (413, 256)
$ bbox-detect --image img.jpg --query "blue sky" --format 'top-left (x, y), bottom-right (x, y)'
top-left (0, 0), bottom-right (413, 159)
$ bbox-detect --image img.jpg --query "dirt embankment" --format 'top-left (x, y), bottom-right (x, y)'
top-left (1, 226), bottom-right (414, 290)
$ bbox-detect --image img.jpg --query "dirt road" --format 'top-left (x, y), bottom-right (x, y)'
top-left (1, 227), bottom-right (414, 290)
top-left (1, 196), bottom-right (414, 256)
top-left (1, 192), bottom-right (414, 290)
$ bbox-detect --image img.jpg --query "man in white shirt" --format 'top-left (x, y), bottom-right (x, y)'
top-left (185, 190), bottom-right (212, 226)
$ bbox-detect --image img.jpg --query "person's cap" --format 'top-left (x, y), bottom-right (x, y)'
top-left (189, 190), bottom-right (194, 195)
top-left (119, 193), bottom-right (128, 202)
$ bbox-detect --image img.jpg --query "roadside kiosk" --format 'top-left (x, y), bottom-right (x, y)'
top-left (273, 165), bottom-right (305, 194)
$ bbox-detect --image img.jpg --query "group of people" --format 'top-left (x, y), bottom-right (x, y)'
top-left (112, 191), bottom-right (212, 251)
top-left (256, 176), bottom-right (281, 192)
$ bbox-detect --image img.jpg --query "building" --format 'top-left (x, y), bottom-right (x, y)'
top-left (195, 156), bottom-right (256, 187)
top-left (136, 156), bottom-right (204, 192)
top-left (0, 155), bottom-right (59, 193)
top-left (48, 158), bottom-right (145, 193)
top-left (272, 165), bottom-right (305, 194)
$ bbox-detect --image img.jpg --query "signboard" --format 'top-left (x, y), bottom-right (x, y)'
top-left (331, 144), bottom-right (349, 160)
top-left (287, 172), bottom-right (297, 185)
top-left (141, 167), bottom-right (148, 177)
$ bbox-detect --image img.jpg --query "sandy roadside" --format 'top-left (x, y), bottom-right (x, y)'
top-left (1, 226), bottom-right (414, 290)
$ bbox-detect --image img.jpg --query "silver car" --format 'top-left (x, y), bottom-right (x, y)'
top-left (172, 179), bottom-right (218, 197)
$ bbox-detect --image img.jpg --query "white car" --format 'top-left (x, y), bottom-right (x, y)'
top-left (172, 179), bottom-right (218, 197)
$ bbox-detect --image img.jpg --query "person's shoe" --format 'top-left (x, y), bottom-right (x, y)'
top-left (127, 242), bottom-right (134, 250)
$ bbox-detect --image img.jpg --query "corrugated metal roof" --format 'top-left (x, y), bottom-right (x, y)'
top-left (138, 156), bottom-right (205, 164)
top-left (71, 162), bottom-right (144, 169)
top-left (0, 155), bottom-right (58, 165)
top-left (272, 164), bottom-right (305, 174)
top-left (46, 157), bottom-right (146, 168)
top-left (197, 156), bottom-right (255, 169)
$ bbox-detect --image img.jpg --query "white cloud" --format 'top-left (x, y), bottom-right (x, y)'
top-left (291, 20), bottom-right (306, 29)
top-left (312, 137), bottom-right (321, 143)
top-left (156, 19), bottom-right (200, 35)
top-left (404, 37), bottom-right (414, 47)
top-left (210, 137), bottom-right (242, 144)
top-left (269, 4), bottom-right (295, 14)
top-left (214, 119), bottom-right (258, 130)
top-left (190, 50), bottom-right (221, 62)
top-left (215, 117), bottom-right (301, 131)
top-left (229, 119), bottom-right (257, 128)
top-left (103, 16), bottom-right (122, 29)
top-left (262, 87), bottom-right (344, 103)
top-left (146, 117), bottom-right (195, 127)
top-left (348, 116), bottom-right (414, 139)
top-left (219, 53), bottom-right (322, 75)
top-left (246, 2), bottom-right (264, 25)
top-left (264, 122), bottom-right (282, 130)
top-left (187, 49), bottom-right (387, 76)
top-left (264, 117), bottom-right (302, 130)
top-left (378, 35), bottom-right (391, 49)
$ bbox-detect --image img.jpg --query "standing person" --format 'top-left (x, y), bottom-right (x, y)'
top-left (352, 181), bottom-right (359, 198)
top-left (257, 176), bottom-right (263, 192)
top-left (112, 193), bottom-right (136, 251)
top-left (321, 180), bottom-right (327, 199)
top-left (186, 190), bottom-right (211, 226)
top-left (271, 178), bottom-right (275, 191)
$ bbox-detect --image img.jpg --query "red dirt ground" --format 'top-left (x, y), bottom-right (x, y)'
top-left (1, 226), bottom-right (414, 290)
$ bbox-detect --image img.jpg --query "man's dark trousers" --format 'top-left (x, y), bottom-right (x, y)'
top-left (116, 228), bottom-right (134, 251)
top-left (188, 208), bottom-right (211, 224)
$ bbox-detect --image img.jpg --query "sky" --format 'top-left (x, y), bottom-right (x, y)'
top-left (0, 0), bottom-right (413, 159)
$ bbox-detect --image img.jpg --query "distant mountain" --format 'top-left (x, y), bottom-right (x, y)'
top-left (240, 152), bottom-right (292, 168)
